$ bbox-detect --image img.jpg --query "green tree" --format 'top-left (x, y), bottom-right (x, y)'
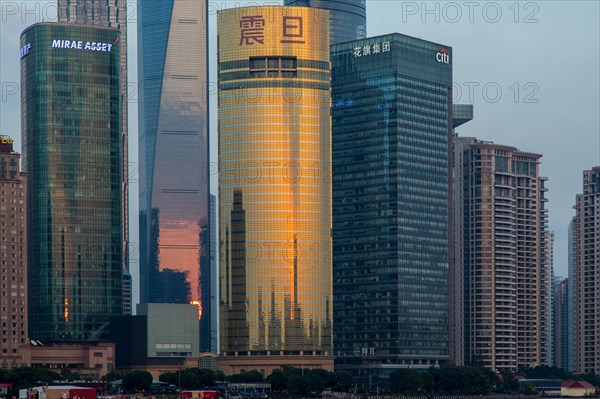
top-left (60, 368), bottom-right (81, 382)
top-left (0, 368), bottom-right (60, 395)
top-left (229, 370), bottom-right (263, 383)
top-left (213, 370), bottom-right (226, 382)
top-left (286, 373), bottom-right (323, 396)
top-left (159, 372), bottom-right (177, 385)
top-left (332, 371), bottom-right (354, 392)
top-left (462, 366), bottom-right (494, 395)
top-left (102, 371), bottom-right (124, 382)
top-left (499, 370), bottom-right (519, 393)
top-left (180, 370), bottom-right (201, 389)
top-left (388, 369), bottom-right (424, 395)
top-left (521, 382), bottom-right (537, 395)
top-left (122, 371), bottom-right (153, 392)
top-left (266, 370), bottom-right (287, 391)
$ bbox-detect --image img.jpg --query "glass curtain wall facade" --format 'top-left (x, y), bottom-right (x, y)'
top-left (57, 1), bottom-right (130, 314)
top-left (283, 0), bottom-right (366, 44)
top-left (331, 34), bottom-right (452, 377)
top-left (21, 23), bottom-right (123, 341)
top-left (218, 6), bottom-right (333, 369)
top-left (137, 0), bottom-right (210, 344)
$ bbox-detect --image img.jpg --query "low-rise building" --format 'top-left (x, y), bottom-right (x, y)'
top-left (20, 342), bottom-right (115, 379)
top-left (561, 380), bottom-right (596, 397)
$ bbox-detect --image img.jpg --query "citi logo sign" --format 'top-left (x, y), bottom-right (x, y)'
top-left (436, 48), bottom-right (450, 64)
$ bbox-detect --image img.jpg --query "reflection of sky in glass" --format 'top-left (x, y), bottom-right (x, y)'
top-left (22, 24), bottom-right (123, 341)
top-left (284, 0), bottom-right (366, 44)
top-left (218, 6), bottom-right (332, 355)
top-left (138, 0), bottom-right (209, 328)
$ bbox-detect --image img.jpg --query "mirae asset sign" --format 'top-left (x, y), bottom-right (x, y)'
top-left (51, 37), bottom-right (119, 52)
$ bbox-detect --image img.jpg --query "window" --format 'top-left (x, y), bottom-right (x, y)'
top-left (250, 57), bottom-right (297, 78)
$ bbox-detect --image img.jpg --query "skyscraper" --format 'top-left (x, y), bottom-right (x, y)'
top-left (452, 137), bottom-right (551, 371)
top-left (572, 166), bottom-right (600, 374)
top-left (449, 104), bottom-right (474, 367)
top-left (567, 219), bottom-right (576, 371)
top-left (57, 0), bottom-right (130, 314)
top-left (137, 0), bottom-right (210, 339)
top-left (331, 34), bottom-right (453, 377)
top-left (218, 5), bottom-right (333, 374)
top-left (541, 231), bottom-right (554, 366)
top-left (0, 136), bottom-right (27, 368)
top-left (553, 277), bottom-right (570, 371)
top-left (200, 194), bottom-right (218, 353)
top-left (21, 23), bottom-right (123, 341)
top-left (284, 0), bottom-right (366, 44)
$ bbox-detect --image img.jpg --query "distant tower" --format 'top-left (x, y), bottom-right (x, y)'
top-left (572, 166), bottom-right (600, 374)
top-left (21, 23), bottom-right (123, 341)
top-left (57, 0), bottom-right (130, 314)
top-left (284, 0), bottom-right (366, 44)
top-left (553, 277), bottom-right (570, 370)
top-left (0, 135), bottom-right (27, 367)
top-left (218, 5), bottom-right (333, 374)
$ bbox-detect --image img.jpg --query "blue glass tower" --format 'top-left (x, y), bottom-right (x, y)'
top-left (284, 0), bottom-right (366, 44)
top-left (21, 23), bottom-right (123, 341)
top-left (331, 33), bottom-right (453, 377)
top-left (138, 0), bottom-right (211, 348)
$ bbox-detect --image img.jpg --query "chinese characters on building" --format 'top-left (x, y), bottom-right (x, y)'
top-left (281, 16), bottom-right (305, 44)
top-left (353, 41), bottom-right (391, 57)
top-left (354, 347), bottom-right (376, 356)
top-left (239, 15), bottom-right (306, 46)
top-left (239, 15), bottom-right (266, 45)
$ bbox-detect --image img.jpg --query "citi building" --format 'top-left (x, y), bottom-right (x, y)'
top-left (331, 34), bottom-right (453, 377)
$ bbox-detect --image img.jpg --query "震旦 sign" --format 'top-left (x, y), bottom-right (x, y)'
top-left (239, 15), bottom-right (306, 46)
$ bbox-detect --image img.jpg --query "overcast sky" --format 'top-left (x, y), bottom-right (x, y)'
top-left (1, 1), bottom-right (599, 305)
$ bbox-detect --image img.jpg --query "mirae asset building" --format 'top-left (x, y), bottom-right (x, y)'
top-left (50, 39), bottom-right (118, 51)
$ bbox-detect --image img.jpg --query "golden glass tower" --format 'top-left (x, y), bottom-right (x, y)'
top-left (218, 5), bottom-right (332, 372)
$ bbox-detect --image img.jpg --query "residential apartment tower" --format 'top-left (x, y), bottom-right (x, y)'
top-left (0, 136), bottom-right (27, 367)
top-left (452, 137), bottom-right (551, 371)
top-left (572, 166), bottom-right (600, 374)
